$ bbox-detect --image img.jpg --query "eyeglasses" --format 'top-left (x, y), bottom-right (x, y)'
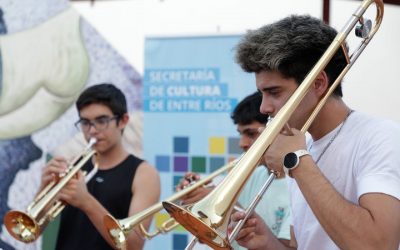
top-left (75, 115), bottom-right (119, 132)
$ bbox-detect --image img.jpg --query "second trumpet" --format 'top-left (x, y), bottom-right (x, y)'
top-left (103, 158), bottom-right (239, 250)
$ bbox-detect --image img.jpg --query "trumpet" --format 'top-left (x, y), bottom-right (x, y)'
top-left (3, 138), bottom-right (98, 243)
top-left (162, 0), bottom-right (384, 249)
top-left (103, 157), bottom-right (240, 250)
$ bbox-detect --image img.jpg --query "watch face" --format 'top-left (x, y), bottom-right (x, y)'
top-left (284, 152), bottom-right (298, 169)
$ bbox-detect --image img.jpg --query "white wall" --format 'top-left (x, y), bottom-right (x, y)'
top-left (331, 1), bottom-right (400, 122)
top-left (72, 0), bottom-right (400, 122)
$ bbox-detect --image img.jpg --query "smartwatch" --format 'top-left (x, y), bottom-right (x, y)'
top-left (283, 149), bottom-right (310, 177)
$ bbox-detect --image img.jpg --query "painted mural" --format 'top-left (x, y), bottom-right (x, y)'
top-left (0, 0), bottom-right (143, 249)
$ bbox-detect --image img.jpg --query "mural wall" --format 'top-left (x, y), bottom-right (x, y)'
top-left (0, 0), bottom-right (143, 249)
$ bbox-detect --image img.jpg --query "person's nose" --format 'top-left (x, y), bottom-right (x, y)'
top-left (88, 123), bottom-right (98, 134)
top-left (260, 97), bottom-right (274, 116)
top-left (239, 136), bottom-right (250, 151)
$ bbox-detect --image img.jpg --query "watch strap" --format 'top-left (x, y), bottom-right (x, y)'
top-left (283, 149), bottom-right (310, 177)
top-left (295, 149), bottom-right (309, 159)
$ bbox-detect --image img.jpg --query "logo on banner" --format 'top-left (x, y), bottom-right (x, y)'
top-left (144, 68), bottom-right (238, 112)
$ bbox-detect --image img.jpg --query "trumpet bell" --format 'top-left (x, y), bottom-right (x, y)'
top-left (3, 211), bottom-right (40, 243)
top-left (104, 214), bottom-right (127, 250)
top-left (162, 202), bottom-right (230, 250)
top-left (3, 138), bottom-right (98, 243)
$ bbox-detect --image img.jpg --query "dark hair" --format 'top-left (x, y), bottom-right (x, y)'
top-left (235, 15), bottom-right (347, 97)
top-left (76, 83), bottom-right (127, 118)
top-left (231, 92), bottom-right (269, 125)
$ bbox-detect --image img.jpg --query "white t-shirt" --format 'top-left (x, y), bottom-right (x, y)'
top-left (289, 111), bottom-right (400, 250)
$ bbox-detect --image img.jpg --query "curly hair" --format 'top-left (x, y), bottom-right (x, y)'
top-left (235, 15), bottom-right (348, 97)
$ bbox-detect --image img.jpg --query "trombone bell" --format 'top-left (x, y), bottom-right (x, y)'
top-left (163, 202), bottom-right (230, 250)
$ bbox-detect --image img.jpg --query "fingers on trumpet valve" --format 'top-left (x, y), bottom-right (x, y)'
top-left (40, 157), bottom-right (69, 188)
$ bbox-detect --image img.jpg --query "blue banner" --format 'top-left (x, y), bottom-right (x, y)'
top-left (143, 35), bottom-right (256, 250)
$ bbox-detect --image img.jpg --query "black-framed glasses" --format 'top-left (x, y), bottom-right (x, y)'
top-left (74, 115), bottom-right (119, 132)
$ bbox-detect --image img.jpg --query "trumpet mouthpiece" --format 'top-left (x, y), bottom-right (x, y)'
top-left (87, 138), bottom-right (97, 148)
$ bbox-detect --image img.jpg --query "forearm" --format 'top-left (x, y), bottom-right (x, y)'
top-left (248, 235), bottom-right (294, 250)
top-left (292, 156), bottom-right (385, 249)
top-left (126, 228), bottom-right (145, 250)
top-left (262, 237), bottom-right (295, 250)
top-left (278, 239), bottom-right (296, 249)
top-left (80, 195), bottom-right (116, 248)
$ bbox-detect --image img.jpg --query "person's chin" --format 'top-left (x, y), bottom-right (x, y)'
top-left (93, 142), bottom-right (107, 152)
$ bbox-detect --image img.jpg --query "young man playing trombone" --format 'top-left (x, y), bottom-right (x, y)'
top-left (177, 92), bottom-right (291, 249)
top-left (230, 14), bottom-right (400, 250)
top-left (40, 83), bottom-right (160, 250)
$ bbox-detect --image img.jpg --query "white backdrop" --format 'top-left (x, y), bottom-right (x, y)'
top-left (72, 0), bottom-right (400, 123)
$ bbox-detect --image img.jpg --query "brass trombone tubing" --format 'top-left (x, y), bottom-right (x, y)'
top-left (103, 157), bottom-right (240, 250)
top-left (227, 172), bottom-right (275, 243)
top-left (303, 0), bottom-right (383, 131)
top-left (162, 1), bottom-right (384, 249)
top-left (184, 173), bottom-right (276, 250)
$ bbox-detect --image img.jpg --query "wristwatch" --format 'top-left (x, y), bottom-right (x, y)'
top-left (283, 149), bottom-right (310, 177)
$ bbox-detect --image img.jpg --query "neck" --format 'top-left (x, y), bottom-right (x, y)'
top-left (308, 97), bottom-right (351, 141)
top-left (95, 142), bottom-right (129, 170)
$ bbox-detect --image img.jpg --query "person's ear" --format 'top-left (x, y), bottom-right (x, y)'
top-left (118, 113), bottom-right (129, 128)
top-left (313, 71), bottom-right (329, 97)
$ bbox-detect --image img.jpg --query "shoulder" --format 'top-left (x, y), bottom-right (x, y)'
top-left (346, 112), bottom-right (400, 161)
top-left (346, 111), bottom-right (400, 145)
top-left (124, 154), bottom-right (157, 175)
top-left (137, 161), bottom-right (159, 175)
top-left (132, 160), bottom-right (160, 188)
top-left (349, 112), bottom-right (400, 134)
top-left (348, 113), bottom-right (400, 199)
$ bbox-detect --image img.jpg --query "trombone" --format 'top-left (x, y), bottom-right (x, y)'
top-left (3, 138), bottom-right (98, 243)
top-left (162, 0), bottom-right (384, 249)
top-left (103, 157), bottom-right (240, 250)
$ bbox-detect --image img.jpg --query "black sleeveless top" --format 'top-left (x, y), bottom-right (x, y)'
top-left (55, 155), bottom-right (143, 250)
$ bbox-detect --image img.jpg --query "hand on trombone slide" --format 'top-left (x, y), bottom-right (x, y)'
top-left (262, 122), bottom-right (307, 177)
top-left (227, 210), bottom-right (272, 250)
top-left (175, 172), bottom-right (215, 205)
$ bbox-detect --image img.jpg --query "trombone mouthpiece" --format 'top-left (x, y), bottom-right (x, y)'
top-left (266, 117), bottom-right (273, 126)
